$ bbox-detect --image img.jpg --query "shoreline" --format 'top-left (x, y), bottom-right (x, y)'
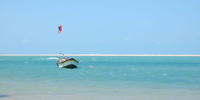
top-left (0, 54), bottom-right (200, 56)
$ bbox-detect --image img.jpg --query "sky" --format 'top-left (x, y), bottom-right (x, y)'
top-left (0, 0), bottom-right (200, 54)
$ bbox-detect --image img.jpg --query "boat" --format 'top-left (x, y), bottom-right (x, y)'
top-left (57, 57), bottom-right (79, 69)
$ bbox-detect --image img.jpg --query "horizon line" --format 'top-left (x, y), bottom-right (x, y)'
top-left (0, 54), bottom-right (200, 56)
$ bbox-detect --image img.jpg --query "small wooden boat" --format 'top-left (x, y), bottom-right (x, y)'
top-left (57, 58), bottom-right (79, 69)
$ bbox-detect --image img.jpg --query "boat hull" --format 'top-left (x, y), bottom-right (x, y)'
top-left (61, 64), bottom-right (77, 69)
top-left (57, 58), bottom-right (78, 69)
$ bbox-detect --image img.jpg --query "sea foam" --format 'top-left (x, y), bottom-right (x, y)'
top-left (47, 57), bottom-right (59, 60)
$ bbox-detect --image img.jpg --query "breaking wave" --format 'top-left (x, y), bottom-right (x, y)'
top-left (47, 57), bottom-right (59, 60)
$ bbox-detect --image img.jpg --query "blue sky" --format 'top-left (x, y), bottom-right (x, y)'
top-left (0, 0), bottom-right (200, 54)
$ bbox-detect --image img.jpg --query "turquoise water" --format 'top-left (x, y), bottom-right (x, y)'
top-left (0, 56), bottom-right (200, 100)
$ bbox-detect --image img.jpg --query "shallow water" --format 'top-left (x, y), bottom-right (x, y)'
top-left (0, 56), bottom-right (200, 100)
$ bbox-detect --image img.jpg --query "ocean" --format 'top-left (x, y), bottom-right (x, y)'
top-left (0, 56), bottom-right (200, 100)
